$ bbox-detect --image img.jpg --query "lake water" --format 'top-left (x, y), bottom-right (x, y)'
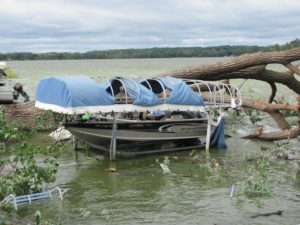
top-left (6, 58), bottom-right (295, 101)
top-left (1, 58), bottom-right (300, 225)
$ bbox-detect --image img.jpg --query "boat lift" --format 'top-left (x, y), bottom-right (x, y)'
top-left (35, 76), bottom-right (242, 160)
top-left (95, 77), bottom-right (242, 159)
top-left (96, 77), bottom-right (242, 110)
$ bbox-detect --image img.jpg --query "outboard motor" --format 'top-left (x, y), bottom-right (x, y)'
top-left (13, 82), bottom-right (30, 102)
top-left (0, 69), bottom-right (6, 78)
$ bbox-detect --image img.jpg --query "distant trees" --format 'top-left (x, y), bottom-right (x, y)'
top-left (1, 39), bottom-right (300, 61)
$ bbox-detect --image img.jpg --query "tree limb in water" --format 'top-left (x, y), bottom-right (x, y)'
top-left (200, 93), bottom-right (300, 140)
top-left (250, 210), bottom-right (283, 218)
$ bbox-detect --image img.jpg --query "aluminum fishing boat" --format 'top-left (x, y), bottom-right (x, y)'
top-left (35, 76), bottom-right (242, 158)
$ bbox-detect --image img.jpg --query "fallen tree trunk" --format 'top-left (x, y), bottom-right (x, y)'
top-left (243, 127), bottom-right (300, 140)
top-left (162, 48), bottom-right (300, 91)
top-left (241, 96), bottom-right (300, 140)
top-left (1, 101), bottom-right (57, 130)
top-left (199, 93), bottom-right (300, 140)
top-left (164, 48), bottom-right (300, 140)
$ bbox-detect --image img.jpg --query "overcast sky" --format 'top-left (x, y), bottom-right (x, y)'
top-left (1, 0), bottom-right (299, 52)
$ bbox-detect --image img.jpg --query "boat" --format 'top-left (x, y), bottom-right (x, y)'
top-left (0, 62), bottom-right (30, 104)
top-left (35, 76), bottom-right (242, 158)
top-left (0, 62), bottom-right (17, 104)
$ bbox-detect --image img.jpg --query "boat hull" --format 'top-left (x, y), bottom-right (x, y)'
top-left (65, 119), bottom-right (210, 155)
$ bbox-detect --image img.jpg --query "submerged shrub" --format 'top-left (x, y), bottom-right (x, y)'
top-left (241, 169), bottom-right (272, 198)
top-left (274, 141), bottom-right (294, 159)
top-left (240, 152), bottom-right (272, 198)
top-left (34, 210), bottom-right (64, 225)
top-left (0, 141), bottom-right (64, 200)
top-left (244, 108), bottom-right (262, 124)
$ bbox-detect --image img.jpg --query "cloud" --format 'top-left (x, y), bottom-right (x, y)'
top-left (0, 0), bottom-right (300, 52)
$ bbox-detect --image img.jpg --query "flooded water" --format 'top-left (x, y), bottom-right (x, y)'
top-left (1, 58), bottom-right (299, 224)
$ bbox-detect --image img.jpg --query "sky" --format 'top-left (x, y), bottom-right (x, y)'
top-left (1, 0), bottom-right (300, 53)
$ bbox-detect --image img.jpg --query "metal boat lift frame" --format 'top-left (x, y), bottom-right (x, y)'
top-left (97, 77), bottom-right (242, 109)
top-left (94, 77), bottom-right (242, 160)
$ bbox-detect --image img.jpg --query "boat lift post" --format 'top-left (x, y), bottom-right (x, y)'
top-left (109, 113), bottom-right (117, 161)
top-left (205, 110), bottom-right (211, 153)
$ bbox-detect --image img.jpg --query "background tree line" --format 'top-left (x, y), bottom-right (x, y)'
top-left (1, 39), bottom-right (300, 61)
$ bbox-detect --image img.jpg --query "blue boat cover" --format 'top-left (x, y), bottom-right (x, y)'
top-left (159, 77), bottom-right (205, 106)
top-left (36, 76), bottom-right (207, 113)
top-left (36, 76), bottom-right (114, 107)
top-left (119, 78), bottom-right (162, 106)
top-left (210, 118), bottom-right (227, 149)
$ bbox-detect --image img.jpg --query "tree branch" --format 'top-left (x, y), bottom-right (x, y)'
top-left (161, 48), bottom-right (300, 95)
top-left (267, 82), bottom-right (277, 103)
top-left (162, 47), bottom-right (300, 78)
top-left (284, 63), bottom-right (300, 77)
top-left (243, 127), bottom-right (299, 140)
top-left (267, 111), bottom-right (290, 130)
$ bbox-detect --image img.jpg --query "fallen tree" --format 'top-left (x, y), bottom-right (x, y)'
top-left (162, 48), bottom-right (300, 140)
top-left (1, 48), bottom-right (300, 140)
top-left (1, 101), bottom-right (56, 130)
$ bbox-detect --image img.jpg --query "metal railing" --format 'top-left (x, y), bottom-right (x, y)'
top-left (95, 76), bottom-right (242, 110)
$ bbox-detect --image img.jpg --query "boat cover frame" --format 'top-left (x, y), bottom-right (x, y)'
top-left (35, 76), bottom-right (242, 114)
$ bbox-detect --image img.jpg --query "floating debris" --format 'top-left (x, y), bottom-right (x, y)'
top-left (160, 163), bottom-right (171, 174)
top-left (250, 210), bottom-right (283, 218)
top-left (229, 184), bottom-right (235, 198)
top-left (105, 167), bottom-right (117, 173)
top-left (49, 126), bottom-right (72, 141)
top-left (243, 140), bottom-right (250, 145)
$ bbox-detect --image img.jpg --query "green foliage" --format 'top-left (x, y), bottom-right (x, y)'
top-left (35, 110), bottom-right (55, 130)
top-left (35, 210), bottom-right (42, 225)
top-left (2, 68), bottom-right (17, 78)
top-left (0, 141), bottom-right (64, 200)
top-left (34, 210), bottom-right (64, 225)
top-left (241, 170), bottom-right (272, 198)
top-left (0, 111), bottom-right (64, 220)
top-left (0, 39), bottom-right (300, 60)
top-left (244, 108), bottom-right (262, 124)
top-left (239, 152), bottom-right (272, 198)
top-left (0, 107), bottom-right (35, 148)
top-left (189, 150), bottom-right (223, 176)
top-left (1, 202), bottom-right (14, 213)
top-left (274, 141), bottom-right (294, 159)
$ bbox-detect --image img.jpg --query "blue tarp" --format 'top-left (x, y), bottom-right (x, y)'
top-left (159, 77), bottom-right (205, 106)
top-left (36, 76), bottom-right (114, 107)
top-left (36, 76), bottom-right (206, 110)
top-left (210, 118), bottom-right (227, 149)
top-left (120, 78), bottom-right (162, 106)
